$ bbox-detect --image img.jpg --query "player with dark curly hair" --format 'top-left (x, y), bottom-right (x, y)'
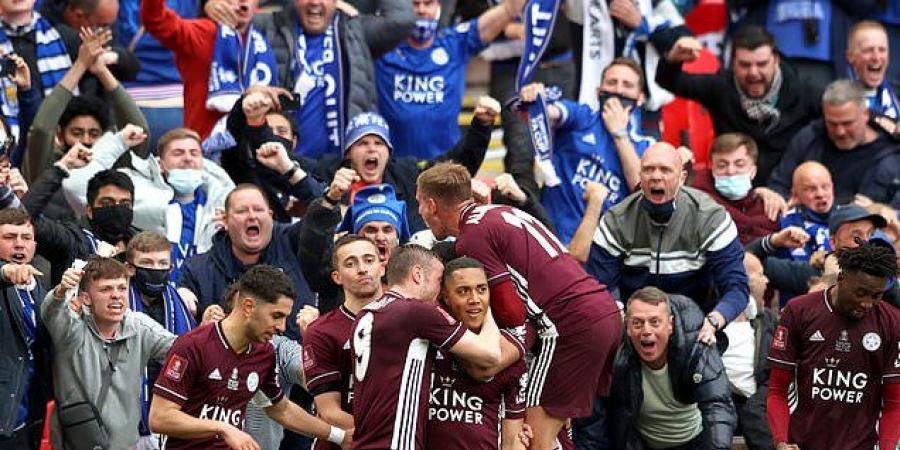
top-left (767, 241), bottom-right (900, 450)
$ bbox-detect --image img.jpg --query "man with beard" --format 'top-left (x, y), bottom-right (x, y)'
top-left (302, 235), bottom-right (384, 450)
top-left (767, 242), bottom-right (900, 450)
top-left (656, 26), bottom-right (821, 183)
top-left (0, 208), bottom-right (51, 449)
top-left (516, 58), bottom-right (656, 244)
top-left (26, 168), bottom-right (143, 284)
top-left (150, 265), bottom-right (351, 449)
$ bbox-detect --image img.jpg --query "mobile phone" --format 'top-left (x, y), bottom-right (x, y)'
top-left (0, 57), bottom-right (16, 78)
top-left (279, 94), bottom-right (301, 112)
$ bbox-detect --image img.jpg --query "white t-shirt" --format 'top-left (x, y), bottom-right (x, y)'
top-left (722, 320), bottom-right (757, 398)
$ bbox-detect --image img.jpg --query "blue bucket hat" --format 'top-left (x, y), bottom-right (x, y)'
top-left (344, 112), bottom-right (393, 157)
top-left (337, 184), bottom-right (411, 242)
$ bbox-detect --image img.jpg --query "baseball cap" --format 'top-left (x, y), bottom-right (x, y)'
top-left (827, 204), bottom-right (888, 234)
top-left (337, 184), bottom-right (411, 242)
top-left (343, 112), bottom-right (393, 156)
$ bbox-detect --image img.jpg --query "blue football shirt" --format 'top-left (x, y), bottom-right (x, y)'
top-left (375, 20), bottom-right (486, 159)
top-left (542, 99), bottom-right (655, 244)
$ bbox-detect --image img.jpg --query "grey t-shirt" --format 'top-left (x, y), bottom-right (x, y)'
top-left (636, 364), bottom-right (703, 449)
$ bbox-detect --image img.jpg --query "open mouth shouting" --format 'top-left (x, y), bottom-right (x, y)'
top-left (9, 251), bottom-right (27, 264)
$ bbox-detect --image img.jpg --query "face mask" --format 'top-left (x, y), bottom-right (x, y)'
top-left (714, 174), bottom-right (753, 200)
top-left (411, 17), bottom-right (439, 43)
top-left (133, 266), bottom-right (170, 297)
top-left (640, 195), bottom-right (676, 224)
top-left (597, 91), bottom-right (638, 111)
top-left (89, 204), bottom-right (133, 243)
top-left (166, 168), bottom-right (204, 195)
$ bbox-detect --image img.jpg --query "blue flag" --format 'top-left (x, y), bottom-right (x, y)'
top-left (515, 0), bottom-right (560, 90)
top-left (516, 0), bottom-right (561, 186)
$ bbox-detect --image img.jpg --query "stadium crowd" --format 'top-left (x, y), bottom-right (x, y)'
top-left (0, 0), bottom-right (898, 449)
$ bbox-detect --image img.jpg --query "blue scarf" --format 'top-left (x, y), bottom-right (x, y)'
top-left (207, 24), bottom-right (278, 110)
top-left (292, 14), bottom-right (345, 152)
top-left (517, 0), bottom-right (560, 186)
top-left (0, 13), bottom-right (72, 97)
top-left (165, 188), bottom-right (206, 278)
top-left (129, 282), bottom-right (195, 435)
top-left (866, 81), bottom-right (899, 120)
top-left (849, 69), bottom-right (900, 119)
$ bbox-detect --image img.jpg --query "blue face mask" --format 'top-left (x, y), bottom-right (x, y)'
top-left (411, 17), bottom-right (439, 43)
top-left (166, 168), bottom-right (204, 195)
top-left (640, 195), bottom-right (676, 223)
top-left (714, 173), bottom-right (753, 200)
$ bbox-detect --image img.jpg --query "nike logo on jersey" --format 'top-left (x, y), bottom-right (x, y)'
top-left (581, 133), bottom-right (596, 145)
top-left (343, 340), bottom-right (351, 350)
top-left (809, 330), bottom-right (825, 342)
top-left (209, 368), bottom-right (222, 380)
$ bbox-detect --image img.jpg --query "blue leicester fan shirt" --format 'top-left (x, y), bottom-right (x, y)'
top-left (542, 100), bottom-right (654, 244)
top-left (375, 19), bottom-right (486, 160)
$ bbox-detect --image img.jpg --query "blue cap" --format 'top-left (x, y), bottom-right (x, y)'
top-left (344, 112), bottom-right (393, 156)
top-left (828, 204), bottom-right (887, 234)
top-left (337, 184), bottom-right (411, 242)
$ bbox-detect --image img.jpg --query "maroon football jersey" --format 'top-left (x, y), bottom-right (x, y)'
top-left (154, 322), bottom-right (284, 450)
top-left (426, 330), bottom-right (527, 449)
top-left (767, 289), bottom-right (900, 450)
top-left (456, 204), bottom-right (619, 324)
top-left (302, 305), bottom-right (356, 450)
top-left (351, 291), bottom-right (467, 450)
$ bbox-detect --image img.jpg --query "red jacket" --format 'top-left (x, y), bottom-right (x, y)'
top-left (141, 0), bottom-right (219, 139)
top-left (692, 168), bottom-right (779, 245)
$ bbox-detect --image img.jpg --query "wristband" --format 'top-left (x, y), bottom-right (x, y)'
top-left (610, 128), bottom-right (628, 139)
top-left (327, 426), bottom-right (346, 445)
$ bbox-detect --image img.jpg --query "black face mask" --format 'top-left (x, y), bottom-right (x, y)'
top-left (132, 266), bottom-right (170, 297)
top-left (597, 91), bottom-right (638, 111)
top-left (640, 195), bottom-right (676, 224)
top-left (89, 204), bottom-right (133, 243)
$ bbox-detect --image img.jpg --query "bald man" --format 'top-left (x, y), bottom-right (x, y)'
top-left (587, 142), bottom-right (749, 347)
top-left (758, 161), bottom-right (836, 264)
top-left (747, 161), bottom-right (835, 305)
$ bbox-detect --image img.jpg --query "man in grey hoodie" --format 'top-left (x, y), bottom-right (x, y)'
top-left (40, 256), bottom-right (176, 450)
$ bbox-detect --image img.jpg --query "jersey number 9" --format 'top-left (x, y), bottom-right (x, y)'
top-left (353, 313), bottom-right (375, 382)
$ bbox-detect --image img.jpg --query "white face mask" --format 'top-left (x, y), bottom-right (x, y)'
top-left (713, 173), bottom-right (753, 200)
top-left (166, 168), bottom-right (204, 195)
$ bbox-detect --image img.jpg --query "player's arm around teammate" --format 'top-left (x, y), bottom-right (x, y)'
top-left (446, 307), bottom-right (503, 371)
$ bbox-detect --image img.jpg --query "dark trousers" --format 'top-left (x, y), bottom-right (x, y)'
top-left (573, 396), bottom-right (611, 450)
top-left (0, 423), bottom-right (40, 450)
top-left (733, 387), bottom-right (774, 450)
